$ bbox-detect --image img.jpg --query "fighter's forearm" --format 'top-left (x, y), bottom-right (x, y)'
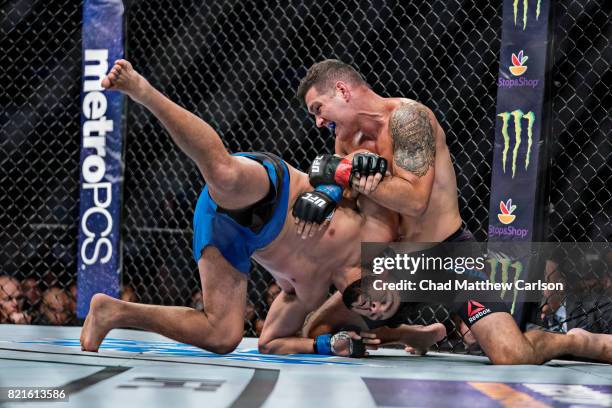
top-left (259, 292), bottom-right (316, 355)
top-left (258, 336), bottom-right (315, 355)
top-left (369, 324), bottom-right (445, 353)
top-left (369, 326), bottom-right (404, 345)
top-left (365, 176), bottom-right (428, 216)
top-left (138, 82), bottom-right (233, 180)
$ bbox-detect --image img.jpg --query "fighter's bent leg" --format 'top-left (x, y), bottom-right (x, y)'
top-left (102, 59), bottom-right (270, 209)
top-left (470, 313), bottom-right (612, 364)
top-left (520, 328), bottom-right (612, 364)
top-left (469, 313), bottom-right (538, 364)
top-left (80, 246), bottom-right (247, 354)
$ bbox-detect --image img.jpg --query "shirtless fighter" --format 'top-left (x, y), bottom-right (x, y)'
top-left (79, 60), bottom-right (444, 356)
top-left (294, 59), bottom-right (612, 364)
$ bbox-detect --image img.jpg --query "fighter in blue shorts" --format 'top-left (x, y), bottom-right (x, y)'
top-left (79, 60), bottom-right (448, 357)
top-left (192, 151), bottom-right (290, 275)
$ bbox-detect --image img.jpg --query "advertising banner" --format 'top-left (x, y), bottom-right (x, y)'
top-left (488, 0), bottom-right (552, 324)
top-left (77, 0), bottom-right (125, 319)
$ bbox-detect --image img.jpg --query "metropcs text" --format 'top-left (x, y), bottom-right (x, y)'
top-left (80, 49), bottom-right (114, 265)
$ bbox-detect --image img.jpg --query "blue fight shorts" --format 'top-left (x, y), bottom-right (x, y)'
top-left (192, 152), bottom-right (290, 274)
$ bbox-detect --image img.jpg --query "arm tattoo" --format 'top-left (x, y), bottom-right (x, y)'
top-left (390, 102), bottom-right (436, 177)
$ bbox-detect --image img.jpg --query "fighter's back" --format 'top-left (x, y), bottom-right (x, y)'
top-left (253, 163), bottom-right (397, 307)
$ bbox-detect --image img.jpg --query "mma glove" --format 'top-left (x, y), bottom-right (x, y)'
top-left (292, 184), bottom-right (342, 224)
top-left (309, 153), bottom-right (388, 188)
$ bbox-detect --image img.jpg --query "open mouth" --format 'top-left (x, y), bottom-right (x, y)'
top-left (328, 122), bottom-right (337, 136)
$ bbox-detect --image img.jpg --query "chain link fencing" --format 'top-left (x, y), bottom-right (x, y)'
top-left (123, 0), bottom-right (502, 345)
top-left (1, 0), bottom-right (609, 352)
top-left (540, 0), bottom-right (612, 335)
top-left (0, 0), bottom-right (82, 326)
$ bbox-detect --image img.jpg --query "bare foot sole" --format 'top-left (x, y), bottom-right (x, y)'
top-left (568, 328), bottom-right (612, 363)
top-left (80, 293), bottom-right (120, 352)
top-left (101, 59), bottom-right (149, 103)
top-left (404, 323), bottom-right (447, 355)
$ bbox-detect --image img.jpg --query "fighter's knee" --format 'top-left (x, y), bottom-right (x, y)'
top-left (207, 333), bottom-right (242, 354)
top-left (197, 317), bottom-right (243, 354)
top-left (488, 353), bottom-right (516, 365)
top-left (488, 348), bottom-right (539, 365)
top-left (207, 161), bottom-right (242, 193)
top-left (209, 341), bottom-right (239, 355)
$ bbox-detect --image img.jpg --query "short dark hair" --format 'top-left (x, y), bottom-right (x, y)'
top-left (297, 59), bottom-right (368, 102)
top-left (342, 278), bottom-right (364, 309)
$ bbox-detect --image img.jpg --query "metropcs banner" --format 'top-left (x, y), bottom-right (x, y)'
top-left (77, 0), bottom-right (125, 319)
top-left (488, 0), bottom-right (551, 322)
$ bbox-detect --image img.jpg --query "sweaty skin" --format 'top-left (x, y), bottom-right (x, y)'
top-left (305, 79), bottom-right (462, 242)
top-left (302, 73), bottom-right (612, 364)
top-left (335, 98), bottom-right (461, 242)
top-left (79, 60), bottom-right (400, 355)
top-left (255, 172), bottom-right (395, 308)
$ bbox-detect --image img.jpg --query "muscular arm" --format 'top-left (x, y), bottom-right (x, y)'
top-left (120, 72), bottom-right (235, 184)
top-left (257, 291), bottom-right (316, 354)
top-left (305, 292), bottom-right (445, 351)
top-left (362, 102), bottom-right (438, 216)
top-left (304, 292), bottom-right (368, 338)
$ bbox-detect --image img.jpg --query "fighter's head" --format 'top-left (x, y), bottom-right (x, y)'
top-left (342, 276), bottom-right (401, 321)
top-left (297, 59), bottom-right (369, 141)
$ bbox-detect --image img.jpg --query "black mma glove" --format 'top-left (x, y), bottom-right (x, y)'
top-left (291, 185), bottom-right (342, 224)
top-left (352, 152), bottom-right (388, 180)
top-left (309, 153), bottom-right (388, 188)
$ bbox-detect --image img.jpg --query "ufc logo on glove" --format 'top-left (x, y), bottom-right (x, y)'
top-left (302, 192), bottom-right (326, 208)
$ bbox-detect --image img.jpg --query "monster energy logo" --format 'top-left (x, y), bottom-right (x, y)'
top-left (513, 0), bottom-right (542, 30)
top-left (497, 110), bottom-right (535, 178)
top-left (487, 257), bottom-right (523, 314)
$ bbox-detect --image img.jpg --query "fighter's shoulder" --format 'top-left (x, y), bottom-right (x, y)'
top-left (387, 98), bottom-right (436, 177)
top-left (388, 98), bottom-right (434, 125)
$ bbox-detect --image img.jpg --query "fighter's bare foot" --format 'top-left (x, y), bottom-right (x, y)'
top-left (403, 323), bottom-right (446, 355)
top-left (101, 59), bottom-right (150, 103)
top-left (567, 328), bottom-right (612, 363)
top-left (80, 293), bottom-right (121, 352)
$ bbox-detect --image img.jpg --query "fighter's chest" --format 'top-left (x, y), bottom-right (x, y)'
top-left (343, 132), bottom-right (394, 166)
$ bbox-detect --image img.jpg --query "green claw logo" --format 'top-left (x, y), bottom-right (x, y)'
top-left (487, 255), bottom-right (523, 314)
top-left (497, 110), bottom-right (535, 178)
top-left (513, 0), bottom-right (542, 30)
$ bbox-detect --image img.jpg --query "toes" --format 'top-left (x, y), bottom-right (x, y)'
top-left (110, 68), bottom-right (120, 80)
top-left (115, 59), bottom-right (129, 68)
top-left (101, 76), bottom-right (112, 89)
